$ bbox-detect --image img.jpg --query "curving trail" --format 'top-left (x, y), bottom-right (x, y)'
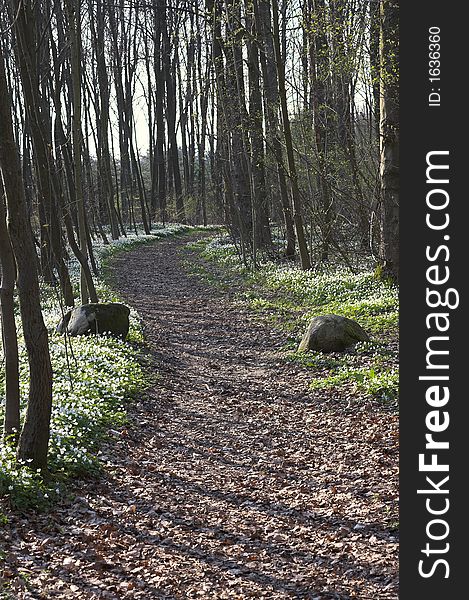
top-left (1, 235), bottom-right (398, 599)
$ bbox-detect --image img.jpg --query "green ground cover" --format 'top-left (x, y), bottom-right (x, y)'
top-left (0, 224), bottom-right (193, 509)
top-left (186, 235), bottom-right (399, 406)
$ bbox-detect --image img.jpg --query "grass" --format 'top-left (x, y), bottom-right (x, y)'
top-left (185, 234), bottom-right (399, 405)
top-left (289, 342), bottom-right (398, 402)
top-left (0, 223), bottom-right (203, 511)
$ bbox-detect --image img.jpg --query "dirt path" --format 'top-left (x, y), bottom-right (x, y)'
top-left (1, 236), bottom-right (398, 599)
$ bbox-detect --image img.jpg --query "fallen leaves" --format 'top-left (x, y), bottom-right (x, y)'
top-left (0, 238), bottom-right (399, 599)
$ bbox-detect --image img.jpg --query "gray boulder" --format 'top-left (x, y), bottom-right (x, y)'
top-left (57, 303), bottom-right (130, 339)
top-left (298, 314), bottom-right (370, 353)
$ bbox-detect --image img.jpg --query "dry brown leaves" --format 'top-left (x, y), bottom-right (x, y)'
top-left (0, 237), bottom-right (398, 599)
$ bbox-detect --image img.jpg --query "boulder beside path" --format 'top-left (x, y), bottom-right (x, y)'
top-left (57, 303), bottom-right (130, 339)
top-left (298, 314), bottom-right (370, 353)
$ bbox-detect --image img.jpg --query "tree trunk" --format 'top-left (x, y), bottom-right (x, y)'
top-left (271, 0), bottom-right (311, 270)
top-left (0, 48), bottom-right (52, 470)
top-left (224, 0), bottom-right (252, 248)
top-left (254, 0), bottom-right (295, 259)
top-left (379, 0), bottom-right (399, 282)
top-left (162, 0), bottom-right (185, 223)
top-left (107, 4), bottom-right (132, 229)
top-left (0, 187), bottom-right (20, 441)
top-left (308, 0), bottom-right (334, 261)
top-left (93, 0), bottom-right (120, 239)
top-left (246, 0), bottom-right (272, 250)
top-left (153, 0), bottom-right (167, 224)
top-left (370, 0), bottom-right (381, 138)
top-left (10, 0), bottom-right (74, 305)
top-left (66, 0), bottom-right (96, 303)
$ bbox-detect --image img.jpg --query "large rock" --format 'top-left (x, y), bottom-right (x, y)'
top-left (57, 303), bottom-right (130, 339)
top-left (298, 314), bottom-right (370, 353)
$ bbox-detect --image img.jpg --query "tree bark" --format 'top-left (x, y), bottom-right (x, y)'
top-left (10, 0), bottom-right (74, 305)
top-left (153, 0), bottom-right (167, 224)
top-left (271, 0), bottom-right (311, 270)
top-left (308, 0), bottom-right (334, 261)
top-left (254, 0), bottom-right (295, 259)
top-left (92, 0), bottom-right (120, 239)
top-left (0, 187), bottom-right (20, 441)
top-left (0, 48), bottom-right (53, 470)
top-left (162, 3), bottom-right (185, 223)
top-left (66, 0), bottom-right (96, 303)
top-left (224, 0), bottom-right (253, 248)
top-left (379, 0), bottom-right (399, 282)
top-left (246, 0), bottom-right (272, 249)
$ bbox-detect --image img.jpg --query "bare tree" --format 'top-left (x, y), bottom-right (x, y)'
top-left (0, 46), bottom-right (53, 469)
top-left (271, 0), bottom-right (311, 269)
top-left (378, 0), bottom-right (399, 282)
top-left (0, 185), bottom-right (20, 441)
top-left (10, 0), bottom-right (75, 306)
top-left (254, 0), bottom-right (295, 259)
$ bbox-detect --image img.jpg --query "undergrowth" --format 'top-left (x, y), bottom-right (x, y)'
top-left (185, 234), bottom-right (399, 406)
top-left (0, 223), bottom-right (201, 511)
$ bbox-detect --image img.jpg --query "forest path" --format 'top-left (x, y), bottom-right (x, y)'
top-left (3, 235), bottom-right (398, 599)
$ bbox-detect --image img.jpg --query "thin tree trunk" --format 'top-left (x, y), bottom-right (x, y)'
top-left (271, 0), bottom-right (311, 270)
top-left (0, 187), bottom-right (20, 441)
top-left (370, 0), bottom-right (381, 138)
top-left (254, 0), bottom-right (295, 259)
top-left (379, 0), bottom-right (399, 281)
top-left (92, 0), bottom-right (120, 239)
top-left (154, 0), bottom-right (167, 224)
top-left (225, 0), bottom-right (252, 245)
top-left (108, 4), bottom-right (132, 227)
top-left (162, 1), bottom-right (185, 223)
top-left (66, 0), bottom-right (95, 303)
top-left (246, 0), bottom-right (272, 249)
top-left (0, 48), bottom-right (52, 470)
top-left (308, 0), bottom-right (334, 261)
top-left (10, 0), bottom-right (74, 304)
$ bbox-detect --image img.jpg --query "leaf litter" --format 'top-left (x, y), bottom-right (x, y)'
top-left (0, 236), bottom-right (398, 599)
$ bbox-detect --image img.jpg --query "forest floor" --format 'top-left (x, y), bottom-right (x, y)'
top-left (0, 234), bottom-right (398, 599)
